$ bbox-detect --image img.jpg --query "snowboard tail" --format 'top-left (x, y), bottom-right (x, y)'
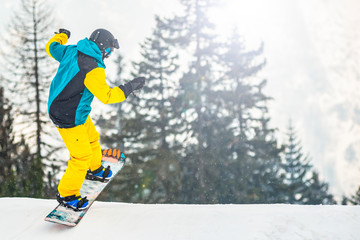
top-left (45, 150), bottom-right (126, 226)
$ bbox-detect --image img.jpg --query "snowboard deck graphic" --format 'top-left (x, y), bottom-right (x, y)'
top-left (45, 150), bottom-right (126, 226)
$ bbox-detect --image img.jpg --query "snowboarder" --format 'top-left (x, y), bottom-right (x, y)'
top-left (45, 28), bottom-right (145, 211)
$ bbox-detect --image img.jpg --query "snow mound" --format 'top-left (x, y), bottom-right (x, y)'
top-left (1, 198), bottom-right (359, 240)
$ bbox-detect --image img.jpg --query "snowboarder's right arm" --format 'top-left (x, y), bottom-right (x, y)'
top-left (46, 29), bottom-right (71, 62)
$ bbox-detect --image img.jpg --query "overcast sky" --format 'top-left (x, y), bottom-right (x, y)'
top-left (1, 0), bottom-right (359, 199)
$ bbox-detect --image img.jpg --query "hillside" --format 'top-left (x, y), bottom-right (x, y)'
top-left (1, 198), bottom-right (359, 240)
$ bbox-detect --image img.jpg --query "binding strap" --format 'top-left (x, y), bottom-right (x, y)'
top-left (91, 165), bottom-right (111, 179)
top-left (77, 196), bottom-right (88, 209)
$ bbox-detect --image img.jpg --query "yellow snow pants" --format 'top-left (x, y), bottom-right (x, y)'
top-left (57, 116), bottom-right (102, 197)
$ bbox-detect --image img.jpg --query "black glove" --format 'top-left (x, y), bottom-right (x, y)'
top-left (130, 77), bottom-right (145, 91)
top-left (119, 77), bottom-right (145, 98)
top-left (55, 28), bottom-right (71, 39)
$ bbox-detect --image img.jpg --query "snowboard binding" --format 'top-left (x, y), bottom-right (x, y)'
top-left (85, 165), bottom-right (112, 183)
top-left (56, 193), bottom-right (89, 212)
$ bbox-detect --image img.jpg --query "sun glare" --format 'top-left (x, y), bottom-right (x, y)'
top-left (209, 0), bottom-right (285, 47)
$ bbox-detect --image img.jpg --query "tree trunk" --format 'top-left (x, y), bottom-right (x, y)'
top-left (32, 2), bottom-right (41, 159)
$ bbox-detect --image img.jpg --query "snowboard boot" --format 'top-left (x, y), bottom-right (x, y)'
top-left (85, 165), bottom-right (113, 182)
top-left (56, 193), bottom-right (89, 211)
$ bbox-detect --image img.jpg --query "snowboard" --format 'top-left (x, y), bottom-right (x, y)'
top-left (45, 149), bottom-right (126, 227)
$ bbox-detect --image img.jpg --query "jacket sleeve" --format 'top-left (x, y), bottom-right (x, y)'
top-left (84, 67), bottom-right (127, 104)
top-left (45, 33), bottom-right (69, 62)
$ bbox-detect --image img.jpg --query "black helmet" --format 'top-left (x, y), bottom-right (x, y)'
top-left (89, 28), bottom-right (119, 59)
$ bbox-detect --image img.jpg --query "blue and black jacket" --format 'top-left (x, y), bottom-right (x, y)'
top-left (46, 33), bottom-right (126, 128)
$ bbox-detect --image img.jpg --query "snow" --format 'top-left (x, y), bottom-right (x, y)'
top-left (1, 198), bottom-right (359, 240)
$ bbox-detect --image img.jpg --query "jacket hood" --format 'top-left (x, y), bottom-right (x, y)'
top-left (77, 38), bottom-right (105, 68)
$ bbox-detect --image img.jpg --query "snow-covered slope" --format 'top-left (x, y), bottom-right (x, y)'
top-left (1, 198), bottom-right (359, 240)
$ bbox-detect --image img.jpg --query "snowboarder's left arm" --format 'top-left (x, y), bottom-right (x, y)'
top-left (84, 68), bottom-right (145, 104)
top-left (84, 67), bottom-right (127, 104)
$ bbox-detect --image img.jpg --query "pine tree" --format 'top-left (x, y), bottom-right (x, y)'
top-left (0, 87), bottom-right (17, 196)
top-left (157, 0), bottom-right (226, 203)
top-left (280, 121), bottom-right (335, 204)
top-left (280, 121), bottom-right (312, 204)
top-left (0, 0), bottom-right (59, 197)
top-left (13, 136), bottom-right (40, 197)
top-left (0, 87), bottom-right (37, 197)
top-left (341, 196), bottom-right (348, 205)
top-left (246, 106), bottom-right (284, 203)
top-left (220, 29), bottom-right (267, 139)
top-left (128, 22), bottom-right (181, 203)
top-left (216, 29), bottom-right (285, 203)
top-left (347, 186), bottom-right (360, 205)
top-left (99, 19), bottom-right (181, 203)
top-left (303, 171), bottom-right (335, 204)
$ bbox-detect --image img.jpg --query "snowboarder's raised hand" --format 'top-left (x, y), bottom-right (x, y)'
top-left (55, 28), bottom-right (71, 39)
top-left (118, 77), bottom-right (145, 98)
top-left (130, 77), bottom-right (145, 90)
